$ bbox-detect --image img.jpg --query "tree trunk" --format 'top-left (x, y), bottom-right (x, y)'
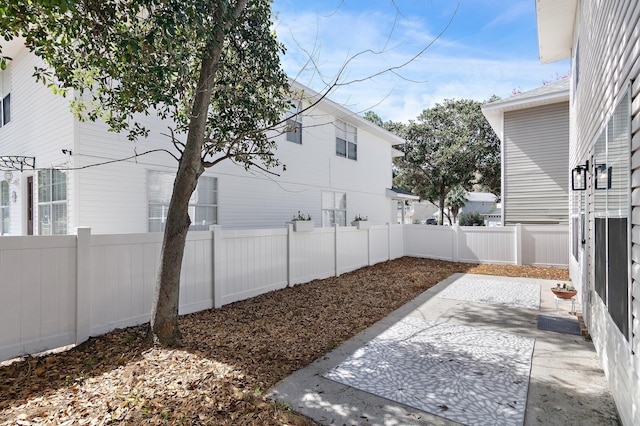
top-left (438, 189), bottom-right (446, 226)
top-left (148, 1), bottom-right (248, 346)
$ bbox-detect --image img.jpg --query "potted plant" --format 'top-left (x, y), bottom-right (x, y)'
top-left (351, 214), bottom-right (370, 229)
top-left (291, 211), bottom-right (314, 232)
top-left (551, 282), bottom-right (577, 299)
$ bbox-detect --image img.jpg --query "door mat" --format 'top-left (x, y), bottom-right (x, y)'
top-left (537, 314), bottom-right (581, 335)
top-left (324, 317), bottom-right (534, 426)
top-left (437, 276), bottom-right (540, 310)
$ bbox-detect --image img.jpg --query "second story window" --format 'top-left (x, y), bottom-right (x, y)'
top-left (336, 120), bottom-right (357, 160)
top-left (285, 102), bottom-right (302, 144)
top-left (0, 65), bottom-right (11, 127)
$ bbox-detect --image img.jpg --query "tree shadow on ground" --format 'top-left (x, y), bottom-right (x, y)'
top-left (0, 257), bottom-right (569, 424)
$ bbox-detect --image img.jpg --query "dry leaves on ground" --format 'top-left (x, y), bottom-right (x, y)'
top-left (0, 257), bottom-right (568, 425)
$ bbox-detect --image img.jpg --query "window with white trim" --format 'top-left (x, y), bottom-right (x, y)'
top-left (148, 170), bottom-right (218, 232)
top-left (1, 181), bottom-right (9, 234)
top-left (37, 169), bottom-right (67, 235)
top-left (285, 102), bottom-right (302, 144)
top-left (335, 120), bottom-right (357, 160)
top-left (0, 64), bottom-right (11, 127)
top-left (322, 191), bottom-right (346, 226)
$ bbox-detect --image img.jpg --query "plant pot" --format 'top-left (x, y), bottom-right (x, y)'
top-left (551, 288), bottom-right (577, 299)
top-left (351, 220), bottom-right (370, 230)
top-left (293, 220), bottom-right (314, 232)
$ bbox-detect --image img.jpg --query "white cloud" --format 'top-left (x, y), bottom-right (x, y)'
top-left (273, 1), bottom-right (570, 123)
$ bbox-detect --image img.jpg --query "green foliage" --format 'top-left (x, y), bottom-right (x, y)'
top-left (394, 98), bottom-right (500, 223)
top-left (1, 0), bottom-right (291, 170)
top-left (445, 184), bottom-right (467, 223)
top-left (458, 211), bottom-right (484, 226)
top-left (363, 110), bottom-right (383, 126)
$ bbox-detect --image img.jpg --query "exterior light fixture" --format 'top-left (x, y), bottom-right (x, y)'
top-left (3, 171), bottom-right (13, 184)
top-left (594, 163), bottom-right (612, 190)
top-left (571, 161), bottom-right (588, 191)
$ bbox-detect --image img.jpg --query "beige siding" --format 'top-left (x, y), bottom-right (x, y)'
top-left (572, 2), bottom-right (640, 425)
top-left (503, 102), bottom-right (569, 224)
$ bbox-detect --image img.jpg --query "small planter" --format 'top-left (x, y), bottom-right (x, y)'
top-left (551, 288), bottom-right (577, 299)
top-left (351, 220), bottom-right (370, 230)
top-left (292, 220), bottom-right (314, 232)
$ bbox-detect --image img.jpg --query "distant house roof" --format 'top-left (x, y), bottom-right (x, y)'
top-left (465, 192), bottom-right (497, 203)
top-left (481, 78), bottom-right (570, 139)
top-left (386, 187), bottom-right (420, 200)
top-left (536, 0), bottom-right (578, 64)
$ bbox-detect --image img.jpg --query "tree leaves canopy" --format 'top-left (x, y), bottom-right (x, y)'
top-left (1, 0), bottom-right (290, 170)
top-left (394, 98), bottom-right (500, 224)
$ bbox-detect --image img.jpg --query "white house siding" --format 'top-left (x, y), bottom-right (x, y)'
top-left (0, 45), bottom-right (75, 235)
top-left (215, 101), bottom-right (395, 229)
top-left (0, 45), bottom-right (399, 235)
top-left (570, 2), bottom-right (640, 424)
top-left (503, 102), bottom-right (569, 224)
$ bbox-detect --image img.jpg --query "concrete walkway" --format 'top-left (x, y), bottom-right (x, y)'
top-left (268, 273), bottom-right (620, 425)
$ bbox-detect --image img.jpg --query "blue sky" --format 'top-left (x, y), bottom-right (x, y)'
top-left (271, 0), bottom-right (570, 123)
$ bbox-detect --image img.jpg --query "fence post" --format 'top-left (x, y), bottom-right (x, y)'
top-left (287, 223), bottom-right (293, 285)
top-left (75, 227), bottom-right (91, 344)
top-left (515, 223), bottom-right (523, 265)
top-left (335, 224), bottom-right (340, 276)
top-left (387, 222), bottom-right (392, 261)
top-left (452, 225), bottom-right (459, 262)
top-left (210, 225), bottom-right (223, 308)
top-left (367, 226), bottom-right (372, 266)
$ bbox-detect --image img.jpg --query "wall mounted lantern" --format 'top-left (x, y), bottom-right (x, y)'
top-left (3, 171), bottom-right (13, 184)
top-left (594, 163), bottom-right (612, 190)
top-left (571, 161), bottom-right (588, 191)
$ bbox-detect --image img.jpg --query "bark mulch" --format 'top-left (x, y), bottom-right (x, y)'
top-left (0, 258), bottom-right (569, 425)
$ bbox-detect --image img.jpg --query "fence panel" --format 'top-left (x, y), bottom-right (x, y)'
top-left (289, 227), bottom-right (335, 285)
top-left (457, 226), bottom-right (515, 264)
top-left (89, 233), bottom-right (161, 336)
top-left (337, 227), bottom-right (369, 274)
top-left (404, 225), bottom-right (454, 259)
top-left (179, 232), bottom-right (215, 314)
top-left (389, 224), bottom-right (405, 259)
top-left (369, 225), bottom-right (390, 265)
top-left (217, 228), bottom-right (288, 306)
top-left (0, 236), bottom-right (77, 361)
top-left (522, 225), bottom-right (569, 267)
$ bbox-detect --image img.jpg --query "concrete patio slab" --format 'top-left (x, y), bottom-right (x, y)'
top-left (267, 273), bottom-right (620, 426)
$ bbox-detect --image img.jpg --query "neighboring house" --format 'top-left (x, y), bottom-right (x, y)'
top-left (386, 186), bottom-right (420, 224)
top-left (0, 38), bottom-right (404, 235)
top-left (537, 1), bottom-right (639, 424)
top-left (482, 79), bottom-right (570, 225)
top-left (460, 191), bottom-right (497, 217)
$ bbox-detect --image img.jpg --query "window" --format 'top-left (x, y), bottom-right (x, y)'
top-left (0, 64), bottom-right (10, 127)
top-left (285, 102), bottom-right (302, 144)
top-left (322, 191), bottom-right (346, 226)
top-left (37, 169), bottom-right (67, 235)
top-left (592, 90), bottom-right (630, 341)
top-left (336, 120), bottom-right (357, 160)
top-left (1, 181), bottom-right (9, 234)
top-left (148, 170), bottom-right (218, 232)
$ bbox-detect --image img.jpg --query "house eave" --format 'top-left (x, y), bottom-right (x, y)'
top-left (289, 79), bottom-right (406, 147)
top-left (481, 87), bottom-right (569, 140)
top-left (386, 188), bottom-right (419, 200)
top-left (0, 36), bottom-right (26, 60)
top-left (536, 0), bottom-right (578, 64)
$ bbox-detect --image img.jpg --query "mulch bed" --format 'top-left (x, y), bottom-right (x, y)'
top-left (0, 257), bottom-right (568, 425)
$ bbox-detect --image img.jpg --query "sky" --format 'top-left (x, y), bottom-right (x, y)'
top-left (271, 0), bottom-right (570, 123)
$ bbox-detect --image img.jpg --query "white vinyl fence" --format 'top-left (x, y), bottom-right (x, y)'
top-left (0, 223), bottom-right (567, 362)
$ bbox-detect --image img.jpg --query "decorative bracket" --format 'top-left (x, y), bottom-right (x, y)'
top-left (0, 156), bottom-right (36, 171)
